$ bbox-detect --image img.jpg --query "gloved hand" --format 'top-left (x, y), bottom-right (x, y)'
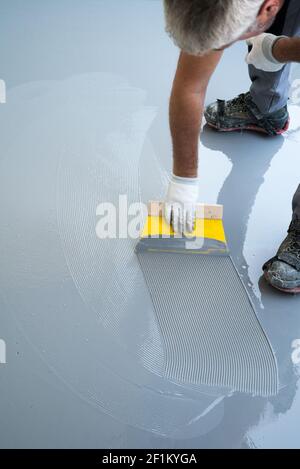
top-left (246, 33), bottom-right (286, 72)
top-left (164, 174), bottom-right (199, 234)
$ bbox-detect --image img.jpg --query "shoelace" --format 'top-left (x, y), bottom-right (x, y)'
top-left (287, 220), bottom-right (300, 258)
top-left (289, 219), bottom-right (300, 235)
top-left (227, 93), bottom-right (250, 112)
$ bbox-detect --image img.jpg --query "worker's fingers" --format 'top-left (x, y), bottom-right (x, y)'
top-left (185, 206), bottom-right (196, 233)
top-left (172, 203), bottom-right (187, 234)
top-left (169, 203), bottom-right (196, 234)
top-left (165, 174), bottom-right (199, 234)
top-left (165, 203), bottom-right (186, 235)
top-left (171, 204), bottom-right (181, 234)
top-left (177, 208), bottom-right (185, 235)
top-left (164, 203), bottom-right (172, 226)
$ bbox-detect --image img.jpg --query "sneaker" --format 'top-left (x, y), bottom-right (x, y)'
top-left (263, 219), bottom-right (300, 294)
top-left (205, 92), bottom-right (289, 136)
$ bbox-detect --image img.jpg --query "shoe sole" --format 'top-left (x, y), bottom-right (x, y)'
top-left (207, 118), bottom-right (290, 136)
top-left (264, 271), bottom-right (300, 294)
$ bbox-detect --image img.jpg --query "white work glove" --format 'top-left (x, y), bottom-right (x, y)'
top-left (246, 33), bottom-right (286, 72)
top-left (164, 174), bottom-right (199, 234)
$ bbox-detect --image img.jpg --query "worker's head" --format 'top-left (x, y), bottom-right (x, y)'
top-left (164, 0), bottom-right (284, 55)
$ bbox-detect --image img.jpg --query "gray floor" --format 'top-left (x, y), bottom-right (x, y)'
top-left (0, 0), bottom-right (300, 449)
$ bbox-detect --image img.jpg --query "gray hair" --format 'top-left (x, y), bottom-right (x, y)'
top-left (164, 0), bottom-right (264, 55)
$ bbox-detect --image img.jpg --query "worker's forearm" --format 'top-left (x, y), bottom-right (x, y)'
top-left (273, 37), bottom-right (300, 64)
top-left (170, 88), bottom-right (205, 178)
top-left (168, 50), bottom-right (222, 178)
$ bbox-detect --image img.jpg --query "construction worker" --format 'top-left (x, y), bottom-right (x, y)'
top-left (163, 0), bottom-right (300, 293)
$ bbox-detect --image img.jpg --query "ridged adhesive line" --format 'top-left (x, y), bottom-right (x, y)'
top-left (137, 251), bottom-right (279, 397)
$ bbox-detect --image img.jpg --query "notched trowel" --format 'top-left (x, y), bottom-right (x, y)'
top-left (135, 201), bottom-right (279, 397)
top-left (135, 201), bottom-right (228, 255)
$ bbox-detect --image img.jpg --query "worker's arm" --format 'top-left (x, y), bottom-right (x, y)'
top-left (273, 37), bottom-right (300, 63)
top-left (170, 50), bottom-right (223, 178)
top-left (165, 50), bottom-right (223, 233)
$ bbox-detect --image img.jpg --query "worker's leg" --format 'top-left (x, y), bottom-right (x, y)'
top-left (248, 65), bottom-right (292, 116)
top-left (205, 0), bottom-right (300, 135)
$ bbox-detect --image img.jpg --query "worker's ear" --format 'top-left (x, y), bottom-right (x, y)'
top-left (258, 0), bottom-right (283, 23)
